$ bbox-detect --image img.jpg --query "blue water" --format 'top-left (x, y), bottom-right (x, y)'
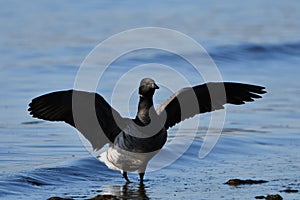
top-left (1, 1), bottom-right (300, 199)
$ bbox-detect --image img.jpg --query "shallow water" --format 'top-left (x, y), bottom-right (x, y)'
top-left (1, 1), bottom-right (300, 199)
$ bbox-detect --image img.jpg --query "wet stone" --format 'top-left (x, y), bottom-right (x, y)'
top-left (265, 194), bottom-right (283, 200)
top-left (225, 179), bottom-right (268, 186)
top-left (255, 194), bottom-right (283, 200)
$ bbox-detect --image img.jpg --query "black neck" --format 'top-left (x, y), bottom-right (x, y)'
top-left (136, 95), bottom-right (154, 125)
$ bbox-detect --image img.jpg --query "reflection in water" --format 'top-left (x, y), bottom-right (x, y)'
top-left (91, 183), bottom-right (149, 200)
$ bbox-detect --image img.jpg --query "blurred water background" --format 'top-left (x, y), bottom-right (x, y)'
top-left (0, 0), bottom-right (300, 199)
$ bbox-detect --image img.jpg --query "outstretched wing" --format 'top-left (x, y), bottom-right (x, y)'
top-left (157, 82), bottom-right (266, 129)
top-left (28, 90), bottom-right (124, 150)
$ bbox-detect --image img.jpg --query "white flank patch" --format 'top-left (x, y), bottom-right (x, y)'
top-left (99, 146), bottom-right (159, 173)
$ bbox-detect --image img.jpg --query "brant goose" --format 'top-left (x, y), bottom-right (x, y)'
top-left (28, 78), bottom-right (266, 183)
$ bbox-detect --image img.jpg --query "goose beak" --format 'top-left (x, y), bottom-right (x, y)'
top-left (152, 83), bottom-right (159, 89)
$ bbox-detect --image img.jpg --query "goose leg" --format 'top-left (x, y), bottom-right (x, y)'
top-left (122, 171), bottom-right (131, 183)
top-left (139, 172), bottom-right (145, 184)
